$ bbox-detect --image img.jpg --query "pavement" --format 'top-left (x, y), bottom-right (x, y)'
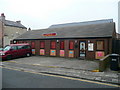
top-left (1, 56), bottom-right (120, 85)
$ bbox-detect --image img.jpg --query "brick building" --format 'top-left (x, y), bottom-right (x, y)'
top-left (13, 19), bottom-right (117, 60)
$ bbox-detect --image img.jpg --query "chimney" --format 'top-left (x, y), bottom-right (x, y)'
top-left (1, 13), bottom-right (5, 22)
top-left (16, 20), bottom-right (21, 23)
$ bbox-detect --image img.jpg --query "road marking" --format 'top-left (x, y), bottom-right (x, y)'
top-left (0, 66), bottom-right (119, 88)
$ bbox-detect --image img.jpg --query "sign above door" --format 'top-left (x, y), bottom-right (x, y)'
top-left (42, 32), bottom-right (57, 36)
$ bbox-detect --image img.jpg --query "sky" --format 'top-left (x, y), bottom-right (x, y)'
top-left (0, 0), bottom-right (119, 32)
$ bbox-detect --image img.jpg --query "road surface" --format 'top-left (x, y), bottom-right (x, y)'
top-left (2, 67), bottom-right (119, 88)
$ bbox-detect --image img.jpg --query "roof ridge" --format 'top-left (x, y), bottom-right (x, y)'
top-left (49, 19), bottom-right (113, 29)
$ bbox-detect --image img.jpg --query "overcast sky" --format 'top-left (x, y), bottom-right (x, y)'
top-left (0, 0), bottom-right (119, 32)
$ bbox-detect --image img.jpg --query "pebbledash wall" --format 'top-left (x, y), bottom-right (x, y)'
top-left (12, 19), bottom-right (117, 60)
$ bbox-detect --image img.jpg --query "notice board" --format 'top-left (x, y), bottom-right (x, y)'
top-left (50, 50), bottom-right (56, 56)
top-left (60, 50), bottom-right (65, 57)
top-left (95, 51), bottom-right (105, 59)
top-left (32, 49), bottom-right (35, 54)
top-left (69, 50), bottom-right (74, 58)
top-left (40, 49), bottom-right (45, 55)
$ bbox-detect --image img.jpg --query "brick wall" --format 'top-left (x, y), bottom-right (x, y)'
top-left (15, 38), bottom-right (112, 60)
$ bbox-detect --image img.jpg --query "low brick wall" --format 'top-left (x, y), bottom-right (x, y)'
top-left (99, 54), bottom-right (110, 72)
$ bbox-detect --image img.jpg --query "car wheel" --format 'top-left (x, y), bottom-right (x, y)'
top-left (7, 55), bottom-right (12, 60)
top-left (26, 53), bottom-right (31, 57)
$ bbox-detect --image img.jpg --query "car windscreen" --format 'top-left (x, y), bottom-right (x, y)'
top-left (3, 46), bottom-right (11, 51)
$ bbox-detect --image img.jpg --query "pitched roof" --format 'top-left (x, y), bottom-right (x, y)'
top-left (0, 13), bottom-right (27, 29)
top-left (14, 22), bottom-right (115, 40)
top-left (49, 19), bottom-right (113, 28)
top-left (4, 20), bottom-right (27, 29)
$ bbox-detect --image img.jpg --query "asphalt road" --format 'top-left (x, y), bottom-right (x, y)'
top-left (2, 67), bottom-right (118, 88)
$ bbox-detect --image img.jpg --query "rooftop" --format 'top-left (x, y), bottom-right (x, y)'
top-left (4, 20), bottom-right (27, 29)
top-left (49, 19), bottom-right (113, 29)
top-left (0, 13), bottom-right (27, 29)
top-left (14, 19), bottom-right (115, 40)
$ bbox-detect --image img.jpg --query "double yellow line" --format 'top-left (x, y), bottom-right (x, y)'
top-left (0, 66), bottom-right (119, 88)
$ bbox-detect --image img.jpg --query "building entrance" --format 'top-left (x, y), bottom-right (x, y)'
top-left (79, 41), bottom-right (86, 59)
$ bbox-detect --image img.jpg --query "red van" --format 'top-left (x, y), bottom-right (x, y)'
top-left (0, 43), bottom-right (32, 60)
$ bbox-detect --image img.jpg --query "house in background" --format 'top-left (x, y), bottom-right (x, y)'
top-left (0, 13), bottom-right (27, 47)
top-left (13, 19), bottom-right (117, 60)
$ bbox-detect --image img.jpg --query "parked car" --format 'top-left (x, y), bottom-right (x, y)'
top-left (0, 43), bottom-right (32, 60)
